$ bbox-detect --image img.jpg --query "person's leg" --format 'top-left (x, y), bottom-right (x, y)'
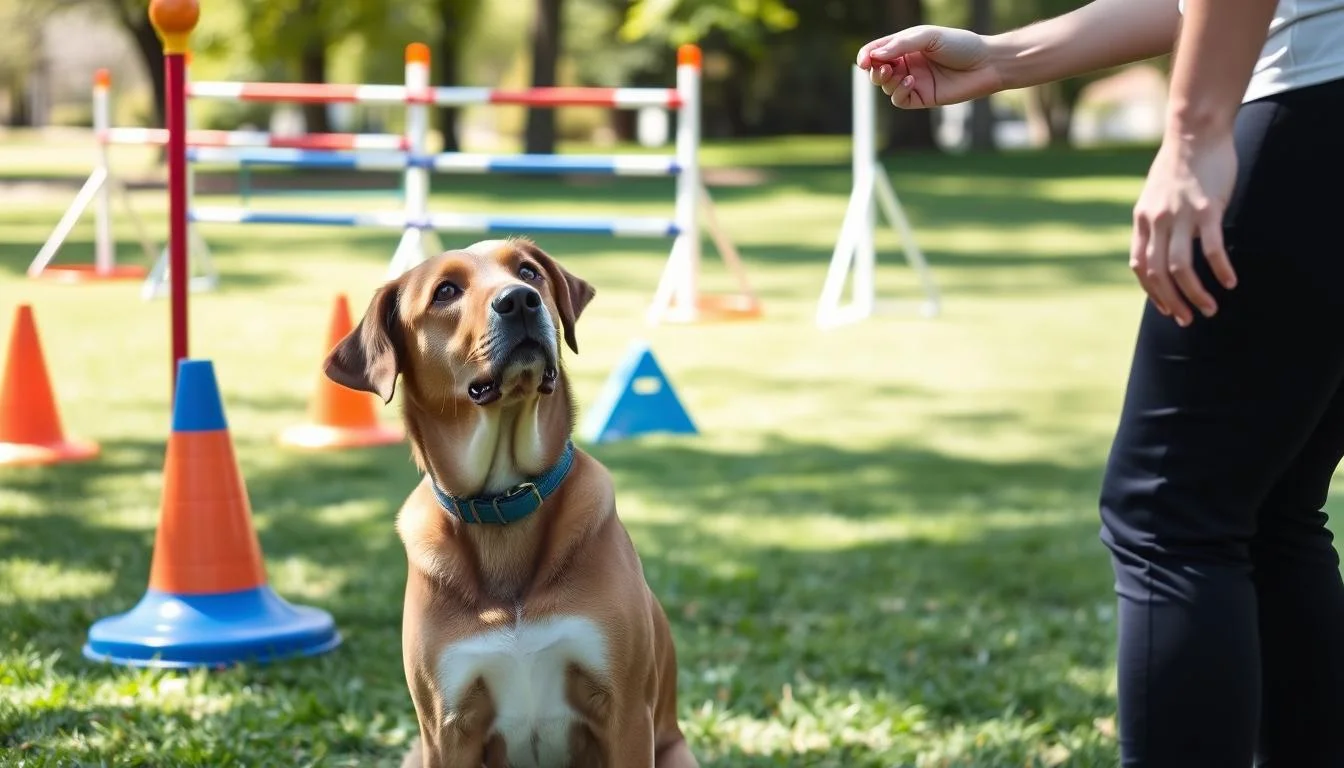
top-left (1252, 381), bottom-right (1344, 767)
top-left (1099, 77), bottom-right (1344, 767)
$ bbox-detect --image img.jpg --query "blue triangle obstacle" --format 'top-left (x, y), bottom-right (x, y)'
top-left (580, 340), bottom-right (697, 444)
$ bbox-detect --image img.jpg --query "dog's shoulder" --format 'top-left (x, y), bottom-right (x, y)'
top-left (396, 480), bottom-right (468, 589)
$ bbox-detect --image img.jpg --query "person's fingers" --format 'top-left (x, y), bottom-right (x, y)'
top-left (857, 35), bottom-right (897, 68)
top-left (870, 63), bottom-right (894, 88)
top-left (1166, 215), bottom-right (1216, 318)
top-left (1129, 214), bottom-right (1168, 317)
top-left (870, 26), bottom-right (941, 64)
top-left (891, 56), bottom-right (911, 83)
top-left (1196, 199), bottom-right (1236, 290)
top-left (878, 60), bottom-right (912, 96)
top-left (1142, 208), bottom-right (1190, 326)
top-left (888, 75), bottom-right (924, 108)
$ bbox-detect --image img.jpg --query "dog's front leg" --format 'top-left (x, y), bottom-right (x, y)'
top-left (655, 738), bottom-right (700, 768)
top-left (404, 730), bottom-right (492, 768)
top-left (603, 707), bottom-right (656, 768)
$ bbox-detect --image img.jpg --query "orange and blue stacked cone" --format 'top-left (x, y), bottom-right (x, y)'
top-left (84, 359), bottom-right (341, 668)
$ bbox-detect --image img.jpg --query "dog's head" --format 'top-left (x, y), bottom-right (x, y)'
top-left (324, 238), bottom-right (594, 410)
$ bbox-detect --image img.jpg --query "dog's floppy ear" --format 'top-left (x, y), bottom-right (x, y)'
top-left (521, 240), bottom-right (595, 354)
top-left (324, 280), bottom-right (405, 403)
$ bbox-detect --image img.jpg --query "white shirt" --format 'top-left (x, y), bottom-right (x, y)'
top-left (1180, 0), bottom-right (1344, 102)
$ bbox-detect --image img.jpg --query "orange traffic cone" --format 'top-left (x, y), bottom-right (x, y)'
top-left (278, 293), bottom-right (403, 450)
top-left (84, 359), bottom-right (341, 668)
top-left (0, 304), bottom-right (99, 467)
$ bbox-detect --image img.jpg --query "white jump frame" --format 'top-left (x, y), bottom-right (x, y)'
top-left (816, 65), bottom-right (941, 328)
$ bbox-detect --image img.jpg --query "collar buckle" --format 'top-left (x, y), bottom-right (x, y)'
top-left (431, 442), bottom-right (574, 526)
top-left (507, 481), bottom-right (543, 509)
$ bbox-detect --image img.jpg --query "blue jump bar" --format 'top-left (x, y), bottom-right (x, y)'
top-left (187, 207), bottom-right (679, 238)
top-left (189, 207), bottom-right (403, 228)
top-left (187, 147), bottom-right (404, 171)
top-left (185, 146), bottom-right (679, 177)
top-left (425, 213), bottom-right (680, 238)
top-left (430, 153), bottom-right (680, 176)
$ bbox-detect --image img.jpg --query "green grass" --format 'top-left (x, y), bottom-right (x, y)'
top-left (2, 135), bottom-right (1333, 767)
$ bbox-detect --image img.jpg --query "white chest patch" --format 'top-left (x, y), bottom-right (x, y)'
top-left (436, 615), bottom-right (609, 768)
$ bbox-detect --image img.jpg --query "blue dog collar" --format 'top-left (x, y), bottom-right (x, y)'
top-left (429, 440), bottom-right (576, 525)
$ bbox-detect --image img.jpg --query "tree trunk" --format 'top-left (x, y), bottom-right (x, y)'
top-left (126, 14), bottom-right (166, 127)
top-left (9, 77), bottom-right (31, 127)
top-left (524, 0), bottom-right (563, 154)
top-left (967, 0), bottom-right (996, 151)
top-left (434, 0), bottom-right (469, 152)
top-left (1025, 83), bottom-right (1073, 147)
top-left (881, 0), bottom-right (938, 153)
top-left (299, 41), bottom-right (330, 133)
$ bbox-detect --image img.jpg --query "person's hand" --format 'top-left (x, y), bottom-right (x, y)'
top-left (856, 25), bottom-right (1004, 108)
top-left (1130, 128), bottom-right (1238, 326)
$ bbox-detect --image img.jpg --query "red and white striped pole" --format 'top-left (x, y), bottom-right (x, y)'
top-left (148, 0), bottom-right (198, 394)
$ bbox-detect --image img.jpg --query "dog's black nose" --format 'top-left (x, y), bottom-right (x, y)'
top-left (491, 285), bottom-right (543, 318)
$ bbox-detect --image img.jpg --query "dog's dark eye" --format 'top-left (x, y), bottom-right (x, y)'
top-left (432, 281), bottom-right (461, 304)
top-left (518, 263), bottom-right (541, 282)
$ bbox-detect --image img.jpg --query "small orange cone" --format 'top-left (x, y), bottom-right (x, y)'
top-left (278, 293), bottom-right (403, 450)
top-left (0, 304), bottom-right (99, 467)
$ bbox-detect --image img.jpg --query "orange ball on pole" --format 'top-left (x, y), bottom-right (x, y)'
top-left (149, 0), bottom-right (199, 53)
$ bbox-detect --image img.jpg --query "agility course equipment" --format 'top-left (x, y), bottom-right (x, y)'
top-left (84, 359), bottom-right (342, 668)
top-left (39, 41), bottom-right (759, 325)
top-left (27, 69), bottom-right (157, 284)
top-left (0, 304), bottom-right (100, 467)
top-left (816, 65), bottom-right (941, 329)
top-left (278, 294), bottom-right (405, 450)
top-left (83, 2), bottom-right (341, 670)
top-left (580, 340), bottom-right (698, 444)
top-left (156, 0), bottom-right (195, 387)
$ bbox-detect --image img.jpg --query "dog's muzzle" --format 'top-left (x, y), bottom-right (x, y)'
top-left (466, 285), bottom-right (559, 405)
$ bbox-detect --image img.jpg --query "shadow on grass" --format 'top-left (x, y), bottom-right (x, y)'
top-left (595, 434), bottom-right (1105, 521)
top-left (1, 432), bottom-right (1117, 765)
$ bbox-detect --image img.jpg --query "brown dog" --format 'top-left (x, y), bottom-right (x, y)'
top-left (324, 238), bottom-right (698, 768)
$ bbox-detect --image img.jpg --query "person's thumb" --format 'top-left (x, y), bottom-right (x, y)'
top-left (870, 26), bottom-right (943, 63)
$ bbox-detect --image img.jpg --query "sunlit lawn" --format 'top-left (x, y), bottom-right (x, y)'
top-left (3, 134), bottom-right (1326, 766)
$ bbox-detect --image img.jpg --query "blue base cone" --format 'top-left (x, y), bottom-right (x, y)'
top-left (84, 586), bottom-right (342, 669)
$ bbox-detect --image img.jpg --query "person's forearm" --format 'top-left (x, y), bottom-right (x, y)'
top-left (989, 0), bottom-right (1181, 91)
top-left (1166, 0), bottom-right (1277, 138)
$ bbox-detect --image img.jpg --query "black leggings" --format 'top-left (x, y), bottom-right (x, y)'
top-left (1099, 76), bottom-right (1344, 767)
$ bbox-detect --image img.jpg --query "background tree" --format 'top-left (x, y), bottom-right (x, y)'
top-left (0, 0), bottom-right (62, 125)
top-left (999, 0), bottom-right (1128, 146)
top-left (433, 0), bottom-right (483, 151)
top-left (967, 0), bottom-right (996, 151)
top-left (524, 0), bottom-right (565, 154)
top-left (242, 0), bottom-right (394, 133)
top-left (98, 0), bottom-right (167, 127)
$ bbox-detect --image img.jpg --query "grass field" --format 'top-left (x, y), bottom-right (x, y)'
top-left (3, 135), bottom-right (1333, 767)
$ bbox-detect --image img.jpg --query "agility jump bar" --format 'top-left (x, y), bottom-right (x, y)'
top-left (100, 127), bottom-right (409, 151)
top-left (189, 207), bottom-right (680, 238)
top-left (186, 82), bottom-right (682, 110)
top-left (185, 146), bottom-right (681, 176)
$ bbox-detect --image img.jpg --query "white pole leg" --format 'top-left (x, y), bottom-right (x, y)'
top-left (29, 168), bottom-right (108, 277)
top-left (873, 168), bottom-right (940, 317)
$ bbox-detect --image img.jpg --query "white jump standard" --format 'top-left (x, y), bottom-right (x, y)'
top-left (816, 64), bottom-right (941, 328)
